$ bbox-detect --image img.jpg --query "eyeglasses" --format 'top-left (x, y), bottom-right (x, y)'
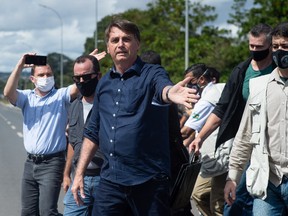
top-left (72, 72), bottom-right (97, 83)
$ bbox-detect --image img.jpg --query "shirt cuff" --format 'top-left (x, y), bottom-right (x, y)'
top-left (227, 169), bottom-right (242, 184)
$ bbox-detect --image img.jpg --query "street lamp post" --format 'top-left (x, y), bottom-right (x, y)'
top-left (39, 4), bottom-right (64, 88)
top-left (185, 0), bottom-right (189, 70)
top-left (95, 0), bottom-right (98, 49)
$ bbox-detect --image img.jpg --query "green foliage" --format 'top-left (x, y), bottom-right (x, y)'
top-left (228, 0), bottom-right (288, 38)
top-left (47, 52), bottom-right (74, 87)
top-left (83, 0), bottom-right (237, 83)
top-left (50, 0), bottom-right (288, 86)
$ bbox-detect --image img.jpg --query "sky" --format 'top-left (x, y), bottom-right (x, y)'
top-left (0, 0), bottom-right (251, 72)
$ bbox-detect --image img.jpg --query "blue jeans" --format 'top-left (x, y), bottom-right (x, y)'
top-left (93, 175), bottom-right (170, 216)
top-left (253, 177), bottom-right (288, 216)
top-left (63, 175), bottom-right (100, 216)
top-left (224, 170), bottom-right (253, 216)
top-left (21, 155), bottom-right (65, 216)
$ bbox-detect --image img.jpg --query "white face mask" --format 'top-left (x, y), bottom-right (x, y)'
top-left (35, 76), bottom-right (55, 92)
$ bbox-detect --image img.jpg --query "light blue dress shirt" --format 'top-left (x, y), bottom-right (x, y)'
top-left (16, 86), bottom-right (72, 154)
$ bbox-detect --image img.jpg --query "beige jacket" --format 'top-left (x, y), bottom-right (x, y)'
top-left (228, 74), bottom-right (270, 200)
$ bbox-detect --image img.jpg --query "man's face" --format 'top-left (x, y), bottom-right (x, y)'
top-left (106, 27), bottom-right (140, 66)
top-left (30, 65), bottom-right (53, 83)
top-left (249, 34), bottom-right (270, 51)
top-left (72, 60), bottom-right (98, 83)
top-left (272, 36), bottom-right (288, 52)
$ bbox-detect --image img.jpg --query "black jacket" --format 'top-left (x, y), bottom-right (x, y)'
top-left (213, 58), bottom-right (252, 149)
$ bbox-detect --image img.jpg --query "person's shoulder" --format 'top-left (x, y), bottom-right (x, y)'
top-left (249, 73), bottom-right (271, 98)
top-left (69, 96), bottom-right (82, 114)
top-left (230, 57), bottom-right (252, 74)
top-left (142, 63), bottom-right (164, 72)
top-left (237, 57), bottom-right (252, 68)
top-left (249, 73), bottom-right (271, 85)
top-left (202, 83), bottom-right (225, 105)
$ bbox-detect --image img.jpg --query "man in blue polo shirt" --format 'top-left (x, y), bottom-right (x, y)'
top-left (3, 54), bottom-right (78, 216)
top-left (71, 19), bottom-right (198, 216)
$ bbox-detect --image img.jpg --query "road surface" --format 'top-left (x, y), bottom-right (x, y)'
top-left (0, 102), bottom-right (65, 216)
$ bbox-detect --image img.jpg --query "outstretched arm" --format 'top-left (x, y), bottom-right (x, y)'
top-left (162, 77), bottom-right (200, 109)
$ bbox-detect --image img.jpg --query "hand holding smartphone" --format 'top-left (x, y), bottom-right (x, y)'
top-left (25, 55), bottom-right (47, 65)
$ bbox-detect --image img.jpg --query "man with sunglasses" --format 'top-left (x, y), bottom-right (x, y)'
top-left (63, 54), bottom-right (104, 216)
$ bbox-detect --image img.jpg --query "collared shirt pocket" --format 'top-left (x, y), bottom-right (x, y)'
top-left (249, 102), bottom-right (261, 144)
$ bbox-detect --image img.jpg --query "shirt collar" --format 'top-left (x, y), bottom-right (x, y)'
top-left (109, 56), bottom-right (145, 79)
top-left (269, 67), bottom-right (285, 85)
top-left (32, 87), bottom-right (55, 98)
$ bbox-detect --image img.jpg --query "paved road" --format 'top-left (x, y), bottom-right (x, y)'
top-left (0, 102), bottom-right (65, 216)
top-left (0, 101), bottom-right (200, 216)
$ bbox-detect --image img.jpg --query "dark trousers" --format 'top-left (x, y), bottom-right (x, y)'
top-left (21, 155), bottom-right (65, 216)
top-left (93, 175), bottom-right (170, 216)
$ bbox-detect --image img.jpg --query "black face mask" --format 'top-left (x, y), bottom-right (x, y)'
top-left (272, 49), bottom-right (288, 69)
top-left (250, 48), bottom-right (270, 61)
top-left (76, 77), bottom-right (98, 97)
top-left (187, 83), bottom-right (201, 94)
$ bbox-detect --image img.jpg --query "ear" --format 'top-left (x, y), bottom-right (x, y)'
top-left (30, 75), bottom-right (35, 83)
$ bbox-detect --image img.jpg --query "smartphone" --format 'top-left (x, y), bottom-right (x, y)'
top-left (25, 55), bottom-right (47, 65)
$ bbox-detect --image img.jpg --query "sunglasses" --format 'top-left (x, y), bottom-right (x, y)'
top-left (72, 72), bottom-right (97, 83)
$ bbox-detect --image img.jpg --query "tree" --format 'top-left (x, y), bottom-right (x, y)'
top-left (226, 0), bottom-right (288, 74)
top-left (47, 53), bottom-right (74, 87)
top-left (229, 0), bottom-right (288, 38)
top-left (84, 0), bottom-right (234, 83)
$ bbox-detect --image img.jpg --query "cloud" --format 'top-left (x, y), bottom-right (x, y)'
top-left (0, 0), bottom-right (252, 72)
top-left (0, 0), bottom-right (150, 72)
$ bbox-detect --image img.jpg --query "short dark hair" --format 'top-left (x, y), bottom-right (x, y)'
top-left (184, 63), bottom-right (220, 83)
top-left (271, 22), bottom-right (288, 38)
top-left (105, 19), bottom-right (140, 43)
top-left (140, 50), bottom-right (161, 65)
top-left (74, 55), bottom-right (100, 74)
top-left (184, 63), bottom-right (207, 78)
top-left (249, 23), bottom-right (272, 43)
top-left (30, 64), bottom-right (51, 76)
top-left (207, 67), bottom-right (221, 83)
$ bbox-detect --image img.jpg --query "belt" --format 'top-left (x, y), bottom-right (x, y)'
top-left (27, 151), bottom-right (65, 164)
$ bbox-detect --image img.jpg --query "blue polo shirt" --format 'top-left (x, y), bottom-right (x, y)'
top-left (16, 86), bottom-right (72, 154)
top-left (84, 57), bottom-right (173, 186)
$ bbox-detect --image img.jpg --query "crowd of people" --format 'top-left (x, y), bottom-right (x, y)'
top-left (3, 18), bottom-right (288, 216)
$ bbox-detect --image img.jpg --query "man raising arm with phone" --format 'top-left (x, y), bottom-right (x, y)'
top-left (3, 54), bottom-right (78, 216)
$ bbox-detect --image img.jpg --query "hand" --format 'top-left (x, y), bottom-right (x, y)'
top-left (71, 174), bottom-right (85, 206)
top-left (188, 137), bottom-right (202, 155)
top-left (62, 175), bottom-right (71, 193)
top-left (168, 77), bottom-right (200, 109)
top-left (18, 53), bottom-right (37, 69)
top-left (89, 48), bottom-right (107, 61)
top-left (224, 179), bottom-right (237, 206)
